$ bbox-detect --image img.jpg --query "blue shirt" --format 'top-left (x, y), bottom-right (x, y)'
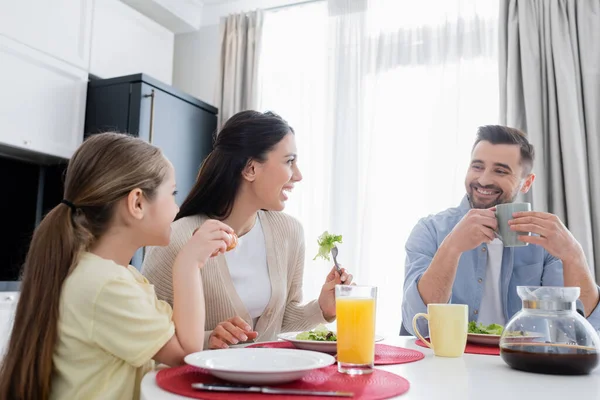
top-left (401, 196), bottom-right (600, 336)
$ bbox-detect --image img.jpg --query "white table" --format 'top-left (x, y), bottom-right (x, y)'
top-left (141, 336), bottom-right (600, 400)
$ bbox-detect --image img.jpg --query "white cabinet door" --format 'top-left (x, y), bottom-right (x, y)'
top-left (0, 0), bottom-right (93, 70)
top-left (0, 292), bottom-right (18, 359)
top-left (0, 35), bottom-right (87, 159)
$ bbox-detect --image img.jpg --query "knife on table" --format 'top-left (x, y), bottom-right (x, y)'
top-left (191, 383), bottom-right (354, 397)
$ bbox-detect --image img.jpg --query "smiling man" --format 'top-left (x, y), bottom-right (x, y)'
top-left (402, 125), bottom-right (600, 335)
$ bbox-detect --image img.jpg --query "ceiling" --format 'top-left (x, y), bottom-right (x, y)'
top-left (202, 0), bottom-right (239, 5)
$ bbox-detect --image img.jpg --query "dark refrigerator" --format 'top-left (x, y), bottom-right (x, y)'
top-left (84, 73), bottom-right (218, 267)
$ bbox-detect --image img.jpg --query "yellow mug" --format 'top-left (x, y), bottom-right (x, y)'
top-left (412, 304), bottom-right (468, 357)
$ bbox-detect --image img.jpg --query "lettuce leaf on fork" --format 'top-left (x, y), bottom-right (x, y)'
top-left (313, 231), bottom-right (343, 261)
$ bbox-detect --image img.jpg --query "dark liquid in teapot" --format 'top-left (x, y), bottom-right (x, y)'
top-left (501, 343), bottom-right (599, 375)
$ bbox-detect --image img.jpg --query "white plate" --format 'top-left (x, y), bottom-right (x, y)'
top-left (277, 332), bottom-right (385, 353)
top-left (184, 348), bottom-right (335, 385)
top-left (467, 332), bottom-right (545, 347)
top-left (467, 333), bottom-right (501, 347)
top-left (501, 332), bottom-right (546, 344)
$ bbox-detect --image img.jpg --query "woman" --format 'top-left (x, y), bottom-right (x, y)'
top-left (142, 110), bottom-right (352, 349)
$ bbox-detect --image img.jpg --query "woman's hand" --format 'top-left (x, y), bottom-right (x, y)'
top-left (318, 266), bottom-right (353, 320)
top-left (208, 316), bottom-right (259, 349)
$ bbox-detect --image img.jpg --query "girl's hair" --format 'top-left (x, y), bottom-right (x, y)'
top-left (176, 110), bottom-right (293, 220)
top-left (0, 133), bottom-right (169, 400)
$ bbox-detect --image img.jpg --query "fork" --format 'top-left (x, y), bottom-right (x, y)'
top-left (331, 246), bottom-right (343, 276)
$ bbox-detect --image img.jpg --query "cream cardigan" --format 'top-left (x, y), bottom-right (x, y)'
top-left (141, 210), bottom-right (329, 347)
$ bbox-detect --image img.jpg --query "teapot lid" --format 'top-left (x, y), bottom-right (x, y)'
top-left (517, 286), bottom-right (579, 311)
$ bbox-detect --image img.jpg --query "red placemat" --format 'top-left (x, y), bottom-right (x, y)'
top-left (415, 339), bottom-right (500, 356)
top-left (247, 342), bottom-right (424, 365)
top-left (156, 365), bottom-right (410, 400)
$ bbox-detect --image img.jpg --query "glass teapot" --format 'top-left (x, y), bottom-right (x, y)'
top-left (500, 286), bottom-right (600, 375)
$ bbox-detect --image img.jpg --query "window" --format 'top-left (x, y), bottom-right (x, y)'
top-left (258, 0), bottom-right (499, 336)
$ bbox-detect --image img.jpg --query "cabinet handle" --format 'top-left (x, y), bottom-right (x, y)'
top-left (23, 140), bottom-right (30, 146)
top-left (143, 89), bottom-right (156, 144)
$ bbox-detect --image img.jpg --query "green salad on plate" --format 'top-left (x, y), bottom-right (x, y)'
top-left (468, 321), bottom-right (504, 335)
top-left (295, 324), bottom-right (337, 341)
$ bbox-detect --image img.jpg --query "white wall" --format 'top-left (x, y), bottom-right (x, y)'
top-left (122, 0), bottom-right (204, 33)
top-left (172, 0), bottom-right (305, 105)
top-left (91, 0), bottom-right (175, 84)
top-left (173, 25), bottom-right (220, 104)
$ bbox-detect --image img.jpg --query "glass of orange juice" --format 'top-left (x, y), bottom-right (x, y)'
top-left (335, 285), bottom-right (377, 375)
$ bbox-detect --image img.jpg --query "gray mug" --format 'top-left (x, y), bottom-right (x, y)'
top-left (495, 202), bottom-right (531, 247)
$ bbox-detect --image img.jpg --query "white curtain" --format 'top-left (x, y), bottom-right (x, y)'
top-left (258, 0), bottom-right (499, 336)
top-left (216, 11), bottom-right (264, 128)
top-left (499, 0), bottom-right (600, 279)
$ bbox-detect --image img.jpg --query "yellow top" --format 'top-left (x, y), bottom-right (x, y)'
top-left (51, 252), bottom-right (174, 400)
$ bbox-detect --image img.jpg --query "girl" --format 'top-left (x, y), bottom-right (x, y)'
top-left (142, 110), bottom-right (353, 350)
top-left (0, 133), bottom-right (233, 400)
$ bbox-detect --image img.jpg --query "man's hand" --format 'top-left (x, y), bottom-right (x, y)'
top-left (509, 211), bottom-right (582, 262)
top-left (511, 211), bottom-right (599, 317)
top-left (445, 208), bottom-right (498, 253)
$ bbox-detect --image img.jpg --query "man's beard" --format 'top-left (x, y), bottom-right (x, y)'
top-left (467, 183), bottom-right (520, 209)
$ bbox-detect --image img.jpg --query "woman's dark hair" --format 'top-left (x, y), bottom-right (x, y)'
top-left (176, 110), bottom-right (294, 220)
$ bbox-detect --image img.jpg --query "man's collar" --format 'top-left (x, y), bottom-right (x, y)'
top-left (459, 195), bottom-right (471, 211)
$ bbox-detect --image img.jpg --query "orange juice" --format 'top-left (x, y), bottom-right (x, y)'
top-left (336, 297), bottom-right (376, 365)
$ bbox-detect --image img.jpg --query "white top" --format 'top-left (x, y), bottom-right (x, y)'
top-left (140, 336), bottom-right (600, 400)
top-left (478, 239), bottom-right (505, 326)
top-left (224, 218), bottom-right (271, 324)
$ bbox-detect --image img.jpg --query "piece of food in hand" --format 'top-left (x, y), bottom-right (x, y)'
top-left (313, 231), bottom-right (343, 261)
top-left (468, 321), bottom-right (504, 335)
top-left (191, 228), bottom-right (238, 257)
top-left (295, 324), bottom-right (337, 341)
top-left (226, 232), bottom-right (238, 251)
